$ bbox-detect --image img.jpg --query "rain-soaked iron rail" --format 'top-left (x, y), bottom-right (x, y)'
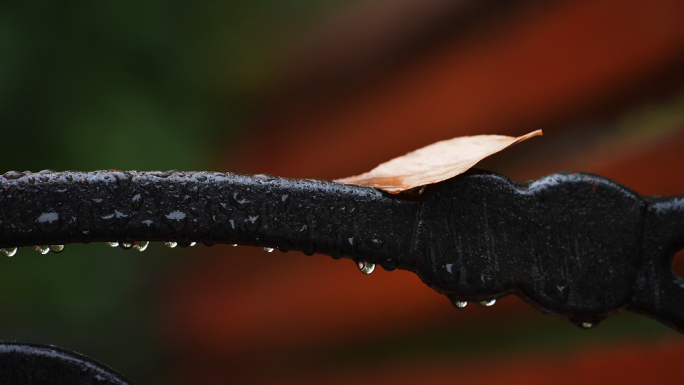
top-left (1, 169), bottom-right (683, 333)
top-left (0, 342), bottom-right (133, 385)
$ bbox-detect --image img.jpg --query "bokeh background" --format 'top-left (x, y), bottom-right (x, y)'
top-left (1, 0), bottom-right (684, 383)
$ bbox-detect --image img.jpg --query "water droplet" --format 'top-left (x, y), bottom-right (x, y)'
top-left (203, 210), bottom-right (220, 230)
top-left (141, 220), bottom-right (155, 236)
top-left (190, 242), bottom-right (197, 247)
top-left (164, 241), bottom-right (177, 248)
top-left (342, 236), bottom-right (358, 256)
top-left (302, 244), bottom-right (316, 256)
top-left (223, 218), bottom-right (240, 238)
top-left (357, 261), bottom-right (375, 274)
top-left (478, 299), bottom-right (496, 307)
top-left (230, 192), bottom-right (251, 210)
top-left (218, 202), bottom-right (233, 215)
top-left (369, 238), bottom-right (384, 249)
top-left (454, 301), bottom-right (468, 308)
top-left (165, 211), bottom-right (187, 231)
top-left (244, 215), bottom-right (261, 232)
top-left (264, 247), bottom-right (274, 252)
top-left (1, 247), bottom-right (17, 257)
top-left (101, 213), bottom-right (115, 224)
top-left (66, 215), bottom-right (78, 228)
top-left (231, 244), bottom-right (238, 247)
top-left (441, 263), bottom-right (458, 282)
top-left (133, 241), bottom-right (149, 252)
top-left (152, 170), bottom-right (172, 178)
top-left (34, 245), bottom-right (50, 254)
top-left (277, 194), bottom-right (290, 213)
top-left (36, 212), bottom-right (60, 232)
top-left (131, 194), bottom-right (143, 210)
top-left (4, 171), bottom-right (24, 180)
top-left (114, 172), bottom-right (132, 187)
top-left (113, 210), bottom-right (129, 225)
top-left (581, 322), bottom-right (593, 329)
top-left (49, 245), bottom-right (65, 253)
top-left (120, 242), bottom-right (133, 250)
top-left (104, 241), bottom-right (119, 247)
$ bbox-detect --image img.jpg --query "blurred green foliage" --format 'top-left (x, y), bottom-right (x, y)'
top-left (0, 0), bottom-right (351, 172)
top-left (0, 0), bottom-right (353, 382)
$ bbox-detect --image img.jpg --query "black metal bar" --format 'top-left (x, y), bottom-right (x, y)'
top-left (0, 170), bottom-right (418, 269)
top-left (0, 341), bottom-right (134, 384)
top-left (1, 169), bottom-right (683, 332)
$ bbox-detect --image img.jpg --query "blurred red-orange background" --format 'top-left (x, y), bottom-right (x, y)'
top-left (159, 0), bottom-right (684, 383)
top-left (2, 0), bottom-right (684, 383)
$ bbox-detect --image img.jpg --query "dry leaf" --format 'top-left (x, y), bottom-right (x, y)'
top-left (335, 130), bottom-right (542, 193)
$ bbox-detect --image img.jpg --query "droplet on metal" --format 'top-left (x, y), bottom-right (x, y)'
top-left (357, 261), bottom-right (376, 274)
top-left (34, 245), bottom-right (50, 254)
top-left (114, 172), bottom-right (132, 187)
top-left (264, 247), bottom-right (274, 253)
top-left (49, 245), bottom-right (65, 253)
top-left (244, 215), bottom-right (261, 232)
top-left (165, 211), bottom-right (187, 231)
top-left (0, 247), bottom-right (17, 257)
top-left (164, 241), bottom-right (177, 248)
top-left (454, 301), bottom-right (467, 308)
top-left (479, 299), bottom-right (496, 307)
top-left (4, 171), bottom-right (24, 179)
top-left (230, 192), bottom-right (251, 210)
top-left (278, 194), bottom-right (290, 213)
top-left (104, 241), bottom-right (119, 248)
top-left (189, 242), bottom-right (197, 247)
top-left (133, 241), bottom-right (149, 252)
top-left (131, 194), bottom-right (143, 210)
top-left (581, 322), bottom-right (593, 329)
top-left (36, 212), bottom-right (60, 232)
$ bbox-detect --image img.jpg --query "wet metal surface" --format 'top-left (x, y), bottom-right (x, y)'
top-left (0, 342), bottom-right (133, 384)
top-left (0, 169), bottom-right (683, 332)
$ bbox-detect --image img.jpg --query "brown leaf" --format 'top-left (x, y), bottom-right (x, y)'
top-left (335, 130), bottom-right (542, 193)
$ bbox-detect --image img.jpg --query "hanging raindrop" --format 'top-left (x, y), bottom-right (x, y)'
top-left (164, 241), bottom-right (177, 248)
top-left (189, 242), bottom-right (197, 247)
top-left (478, 299), bottom-right (496, 307)
top-left (49, 245), bottom-right (65, 253)
top-left (264, 247), bottom-right (274, 252)
top-left (133, 241), bottom-right (149, 252)
top-left (120, 242), bottom-right (133, 250)
top-left (104, 241), bottom-right (119, 248)
top-left (231, 244), bottom-right (238, 247)
top-left (0, 247), bottom-right (17, 257)
top-left (357, 261), bottom-right (376, 274)
top-left (581, 322), bottom-right (593, 329)
top-left (34, 245), bottom-right (50, 254)
top-left (454, 301), bottom-right (467, 308)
